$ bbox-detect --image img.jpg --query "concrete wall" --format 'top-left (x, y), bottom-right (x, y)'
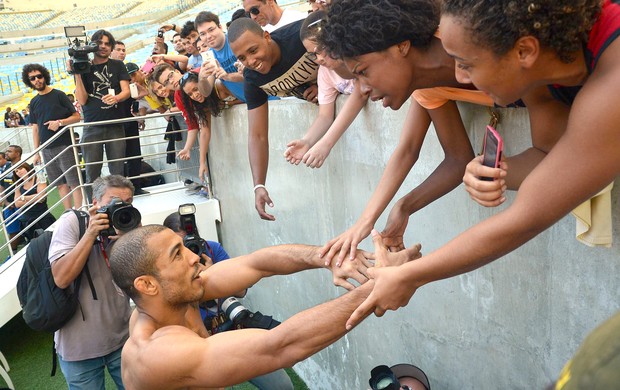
top-left (208, 97), bottom-right (619, 389)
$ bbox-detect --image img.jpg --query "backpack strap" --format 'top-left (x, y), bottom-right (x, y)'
top-left (71, 209), bottom-right (98, 301)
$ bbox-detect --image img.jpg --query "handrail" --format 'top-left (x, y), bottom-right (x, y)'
top-left (0, 111), bottom-right (208, 261)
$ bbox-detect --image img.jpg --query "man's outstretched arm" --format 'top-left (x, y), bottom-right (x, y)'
top-left (126, 282), bottom-right (375, 389)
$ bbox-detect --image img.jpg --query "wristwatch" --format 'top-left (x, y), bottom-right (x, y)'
top-left (58, 120), bottom-right (63, 127)
top-left (20, 195), bottom-right (25, 201)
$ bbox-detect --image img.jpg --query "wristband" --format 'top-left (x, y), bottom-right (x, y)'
top-left (253, 184), bottom-right (266, 192)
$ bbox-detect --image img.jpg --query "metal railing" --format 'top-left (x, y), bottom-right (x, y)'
top-left (0, 111), bottom-right (209, 264)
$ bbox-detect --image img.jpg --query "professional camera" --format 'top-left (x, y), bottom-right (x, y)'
top-left (221, 297), bottom-right (281, 330)
top-left (96, 197), bottom-right (142, 236)
top-left (64, 26), bottom-right (98, 75)
top-left (178, 203), bottom-right (209, 260)
top-left (369, 365), bottom-right (406, 390)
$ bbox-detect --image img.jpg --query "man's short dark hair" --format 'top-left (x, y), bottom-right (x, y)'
top-left (172, 32), bottom-right (181, 40)
top-left (228, 18), bottom-right (264, 44)
top-left (227, 8), bottom-right (249, 29)
top-left (151, 62), bottom-right (175, 85)
top-left (8, 145), bottom-right (22, 157)
top-left (180, 21), bottom-right (196, 39)
top-left (0, 152), bottom-right (5, 159)
top-left (195, 11), bottom-right (220, 29)
top-left (322, 0), bottom-right (439, 58)
top-left (110, 225), bottom-right (168, 301)
top-left (115, 41), bottom-right (125, 47)
top-left (21, 63), bottom-right (51, 89)
top-left (91, 29), bottom-right (116, 48)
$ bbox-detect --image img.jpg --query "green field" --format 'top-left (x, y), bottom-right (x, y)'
top-left (0, 189), bottom-right (309, 389)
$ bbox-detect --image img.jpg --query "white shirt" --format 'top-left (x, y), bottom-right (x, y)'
top-left (264, 8), bottom-right (307, 33)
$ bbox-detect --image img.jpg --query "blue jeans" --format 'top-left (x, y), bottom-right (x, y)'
top-left (248, 368), bottom-right (293, 390)
top-left (58, 347), bottom-right (124, 390)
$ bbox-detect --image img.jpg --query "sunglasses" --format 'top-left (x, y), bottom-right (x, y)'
top-left (248, 6), bottom-right (260, 16)
top-left (180, 72), bottom-right (191, 87)
top-left (29, 74), bottom-right (44, 81)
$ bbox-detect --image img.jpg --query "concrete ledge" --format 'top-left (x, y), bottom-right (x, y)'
top-left (208, 96), bottom-right (619, 389)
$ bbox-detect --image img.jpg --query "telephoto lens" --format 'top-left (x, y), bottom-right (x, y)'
top-left (221, 297), bottom-right (251, 326)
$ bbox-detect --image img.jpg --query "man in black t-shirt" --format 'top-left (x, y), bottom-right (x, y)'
top-left (23, 63), bottom-right (83, 209)
top-left (73, 29), bottom-right (130, 186)
top-left (228, 18), bottom-right (319, 221)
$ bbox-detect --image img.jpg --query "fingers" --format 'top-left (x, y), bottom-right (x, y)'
top-left (333, 277), bottom-right (355, 291)
top-left (404, 243), bottom-right (423, 261)
top-left (346, 295), bottom-right (375, 330)
top-left (255, 192), bottom-right (276, 221)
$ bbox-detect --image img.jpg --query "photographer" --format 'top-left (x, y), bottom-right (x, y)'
top-left (49, 175), bottom-right (139, 389)
top-left (71, 29), bottom-right (130, 188)
top-left (162, 210), bottom-right (294, 390)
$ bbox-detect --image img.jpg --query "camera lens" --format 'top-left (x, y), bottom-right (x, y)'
top-left (221, 297), bottom-right (249, 324)
top-left (112, 206), bottom-right (141, 232)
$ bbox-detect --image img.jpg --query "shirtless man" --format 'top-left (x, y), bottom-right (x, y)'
top-left (109, 225), bottom-right (421, 389)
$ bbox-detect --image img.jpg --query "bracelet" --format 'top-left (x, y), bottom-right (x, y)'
top-left (253, 184), bottom-right (266, 192)
top-left (172, 24), bottom-right (176, 31)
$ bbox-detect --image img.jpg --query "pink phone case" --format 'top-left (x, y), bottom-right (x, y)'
top-left (482, 125), bottom-right (503, 169)
top-left (141, 60), bottom-right (155, 74)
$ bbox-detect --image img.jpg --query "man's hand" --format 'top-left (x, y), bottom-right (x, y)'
top-left (86, 205), bottom-right (111, 239)
top-left (45, 120), bottom-right (61, 131)
top-left (234, 60), bottom-right (245, 73)
top-left (328, 250), bottom-right (374, 291)
top-left (303, 84), bottom-right (319, 104)
top-left (254, 186), bottom-right (275, 221)
top-left (345, 230), bottom-right (422, 330)
top-left (101, 94), bottom-right (118, 106)
top-left (32, 153), bottom-right (41, 165)
top-left (284, 139), bottom-right (311, 165)
top-left (463, 156), bottom-right (508, 207)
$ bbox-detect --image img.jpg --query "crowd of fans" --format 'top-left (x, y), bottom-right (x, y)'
top-left (1, 0), bottom-right (619, 388)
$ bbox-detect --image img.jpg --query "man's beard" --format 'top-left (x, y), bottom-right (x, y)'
top-left (33, 83), bottom-right (46, 91)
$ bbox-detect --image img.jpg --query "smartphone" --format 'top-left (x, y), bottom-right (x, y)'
top-left (129, 83), bottom-right (139, 99)
top-left (141, 59), bottom-right (155, 74)
top-left (201, 50), bottom-right (215, 65)
top-left (480, 125), bottom-right (503, 181)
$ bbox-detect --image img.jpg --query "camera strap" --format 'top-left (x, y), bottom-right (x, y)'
top-left (98, 240), bottom-right (111, 269)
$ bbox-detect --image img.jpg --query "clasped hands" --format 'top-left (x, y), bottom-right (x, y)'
top-left (328, 229), bottom-right (422, 291)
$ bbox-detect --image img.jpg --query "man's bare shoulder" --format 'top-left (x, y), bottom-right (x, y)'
top-left (123, 315), bottom-right (207, 390)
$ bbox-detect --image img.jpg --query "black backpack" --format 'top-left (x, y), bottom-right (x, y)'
top-left (16, 209), bottom-right (97, 333)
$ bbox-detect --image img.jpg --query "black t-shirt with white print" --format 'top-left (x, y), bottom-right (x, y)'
top-left (243, 19), bottom-right (319, 110)
top-left (80, 58), bottom-right (130, 122)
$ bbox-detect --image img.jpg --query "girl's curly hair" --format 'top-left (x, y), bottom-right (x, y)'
top-left (442, 0), bottom-right (603, 63)
top-left (321, 0), bottom-right (440, 58)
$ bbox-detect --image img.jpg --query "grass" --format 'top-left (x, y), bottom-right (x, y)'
top-left (0, 189), bottom-right (309, 389)
top-left (0, 315), bottom-right (308, 389)
top-left (1, 187), bottom-right (65, 262)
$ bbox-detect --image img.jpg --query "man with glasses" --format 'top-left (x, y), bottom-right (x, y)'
top-left (71, 29), bottom-right (130, 191)
top-left (21, 63), bottom-right (83, 210)
top-left (243, 0), bottom-right (306, 33)
top-left (228, 17), bottom-right (319, 221)
top-left (195, 11), bottom-right (247, 102)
